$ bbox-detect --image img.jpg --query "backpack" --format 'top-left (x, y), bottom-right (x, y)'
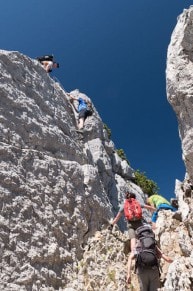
top-left (124, 198), bottom-right (142, 221)
top-left (36, 55), bottom-right (54, 62)
top-left (86, 103), bottom-right (93, 116)
top-left (135, 225), bottom-right (159, 270)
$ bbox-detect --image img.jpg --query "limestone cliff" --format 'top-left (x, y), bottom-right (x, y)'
top-left (2, 13), bottom-right (193, 288)
top-left (164, 5), bottom-right (193, 291)
top-left (0, 50), bottom-right (145, 290)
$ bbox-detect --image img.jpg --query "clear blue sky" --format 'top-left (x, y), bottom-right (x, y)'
top-left (0, 1), bottom-right (191, 199)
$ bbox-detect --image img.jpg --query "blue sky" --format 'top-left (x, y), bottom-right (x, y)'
top-left (0, 1), bottom-right (192, 200)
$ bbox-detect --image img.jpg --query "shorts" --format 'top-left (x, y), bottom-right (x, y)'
top-left (127, 220), bottom-right (143, 239)
top-left (79, 108), bottom-right (89, 120)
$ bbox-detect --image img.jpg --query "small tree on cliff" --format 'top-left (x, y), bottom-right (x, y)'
top-left (116, 148), bottom-right (130, 165)
top-left (134, 170), bottom-right (159, 197)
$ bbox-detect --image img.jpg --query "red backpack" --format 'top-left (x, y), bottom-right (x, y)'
top-left (124, 198), bottom-right (142, 221)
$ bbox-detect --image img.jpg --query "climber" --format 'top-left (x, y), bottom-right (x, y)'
top-left (127, 225), bottom-right (173, 290)
top-left (144, 194), bottom-right (177, 229)
top-left (67, 94), bottom-right (93, 133)
top-left (41, 60), bottom-right (59, 73)
top-left (110, 192), bottom-right (145, 252)
top-left (36, 55), bottom-right (59, 73)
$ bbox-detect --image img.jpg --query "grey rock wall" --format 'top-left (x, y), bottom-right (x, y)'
top-left (0, 50), bottom-right (140, 290)
top-left (63, 228), bottom-right (140, 291)
top-left (164, 6), bottom-right (193, 291)
top-left (166, 5), bottom-right (193, 183)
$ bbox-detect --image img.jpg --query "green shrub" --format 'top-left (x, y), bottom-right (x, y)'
top-left (134, 170), bottom-right (159, 197)
top-left (116, 148), bottom-right (130, 165)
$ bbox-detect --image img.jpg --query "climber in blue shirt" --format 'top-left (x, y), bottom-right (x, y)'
top-left (78, 97), bottom-right (87, 111)
top-left (68, 94), bottom-right (93, 133)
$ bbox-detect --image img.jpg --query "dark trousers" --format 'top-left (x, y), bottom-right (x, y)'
top-left (137, 266), bottom-right (160, 291)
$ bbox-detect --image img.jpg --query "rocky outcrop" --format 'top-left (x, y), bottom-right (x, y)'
top-left (164, 5), bottom-right (193, 291)
top-left (0, 50), bottom-right (143, 290)
top-left (156, 191), bottom-right (193, 291)
top-left (166, 5), bottom-right (193, 183)
top-left (63, 227), bottom-right (139, 291)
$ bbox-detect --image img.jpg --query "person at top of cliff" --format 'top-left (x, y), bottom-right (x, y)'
top-left (144, 194), bottom-right (177, 229)
top-left (67, 94), bottom-right (93, 133)
top-left (127, 227), bottom-right (173, 291)
top-left (37, 55), bottom-right (59, 73)
top-left (42, 60), bottom-right (59, 73)
top-left (109, 191), bottom-right (145, 252)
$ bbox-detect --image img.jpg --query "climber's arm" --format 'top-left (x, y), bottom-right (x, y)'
top-left (143, 204), bottom-right (156, 212)
top-left (156, 246), bottom-right (173, 263)
top-left (66, 93), bottom-right (78, 101)
top-left (111, 211), bottom-right (123, 225)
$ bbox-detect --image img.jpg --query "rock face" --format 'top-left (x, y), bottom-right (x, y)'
top-left (165, 6), bottom-right (193, 291)
top-left (63, 227), bottom-right (140, 291)
top-left (166, 6), bottom-right (193, 183)
top-left (0, 50), bottom-right (144, 290)
top-left (3, 10), bottom-right (193, 288)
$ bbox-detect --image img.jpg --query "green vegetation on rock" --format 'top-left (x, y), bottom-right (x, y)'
top-left (134, 170), bottom-right (159, 197)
